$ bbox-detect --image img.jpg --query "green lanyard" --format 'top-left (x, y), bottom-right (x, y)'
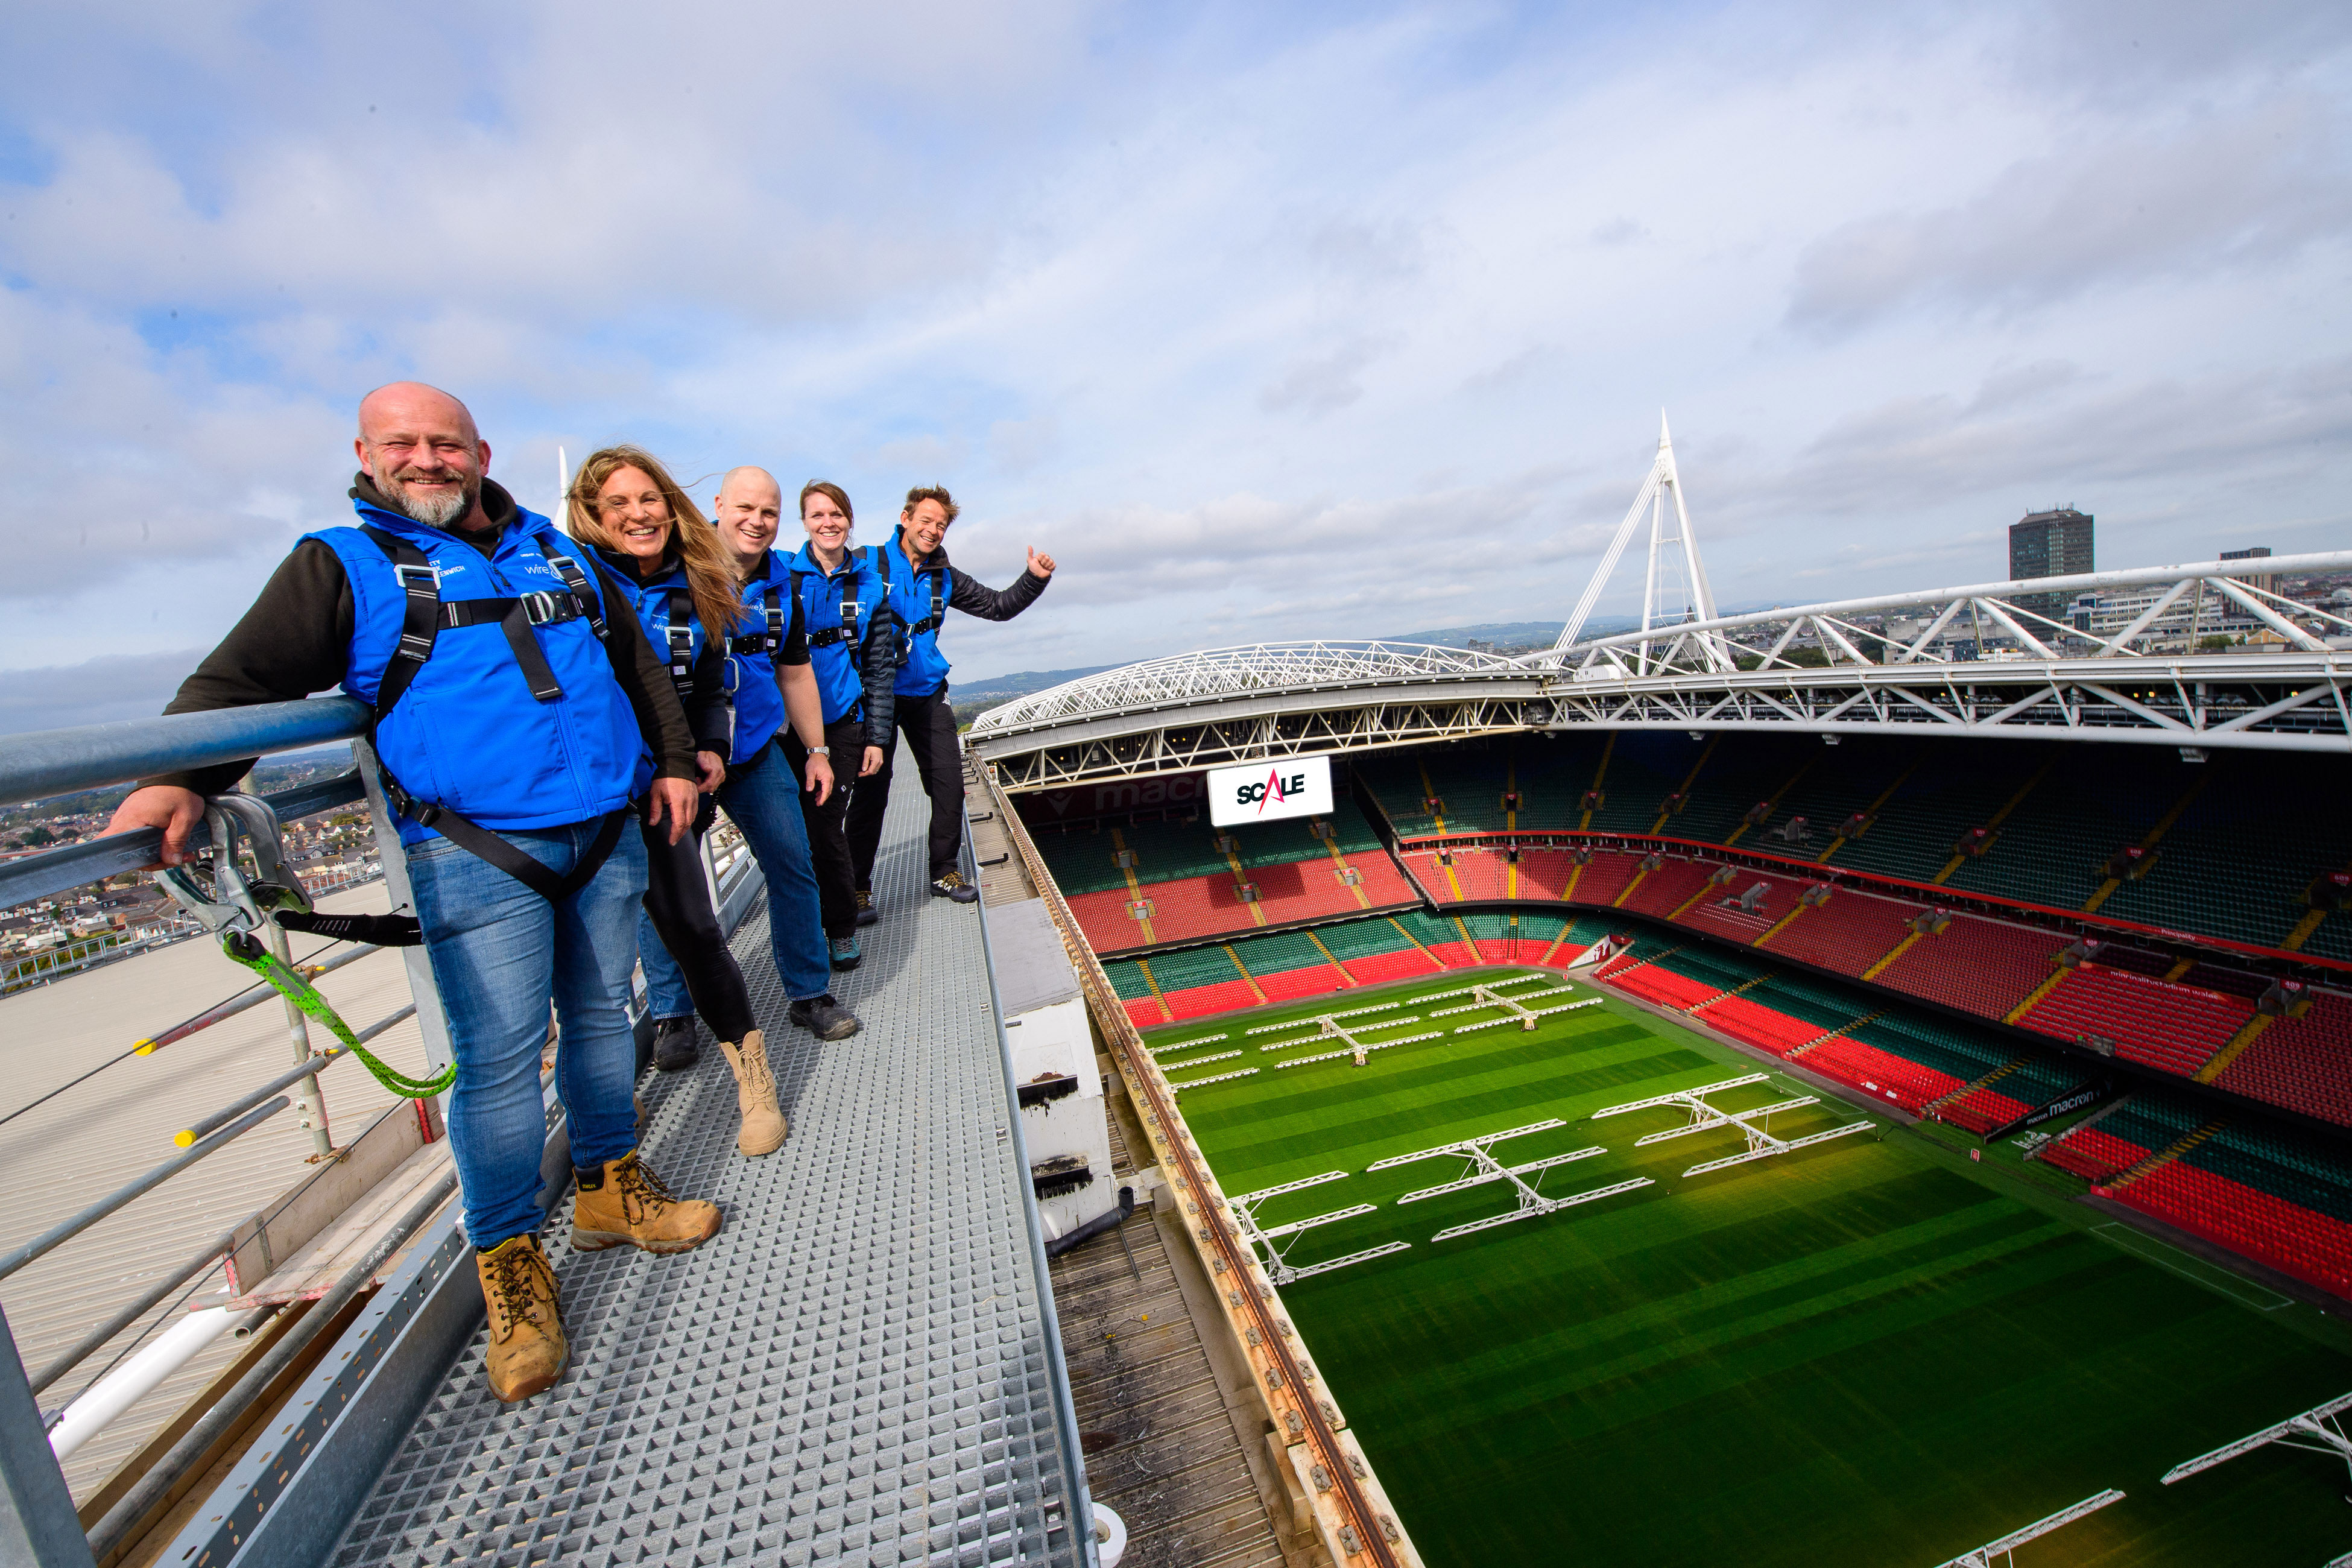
top-left (224, 933), bottom-right (457, 1099)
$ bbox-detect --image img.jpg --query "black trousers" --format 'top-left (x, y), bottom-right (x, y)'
top-left (847, 685), bottom-right (965, 887)
top-left (779, 716), bottom-right (867, 940)
top-left (639, 797), bottom-right (756, 1042)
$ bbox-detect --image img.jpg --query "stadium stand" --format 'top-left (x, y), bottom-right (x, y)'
top-left (2214, 990), bottom-right (2352, 1128)
top-left (2015, 963), bottom-right (2254, 1079)
top-left (1872, 915), bottom-right (2066, 1019)
top-left (1753, 886), bottom-right (1921, 976)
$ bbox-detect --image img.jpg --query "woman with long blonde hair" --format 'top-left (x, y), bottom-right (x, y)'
top-left (566, 445), bottom-right (850, 1156)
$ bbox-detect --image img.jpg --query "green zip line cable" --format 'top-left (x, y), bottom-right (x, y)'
top-left (223, 932), bottom-right (455, 1099)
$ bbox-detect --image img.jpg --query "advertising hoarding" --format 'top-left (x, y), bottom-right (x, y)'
top-left (1207, 755), bottom-right (1334, 827)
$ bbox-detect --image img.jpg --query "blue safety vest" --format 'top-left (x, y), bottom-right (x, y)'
top-left (721, 549), bottom-right (793, 763)
top-left (597, 555), bottom-right (712, 791)
top-left (308, 501), bottom-right (638, 845)
top-left (786, 542), bottom-right (885, 726)
top-left (874, 531), bottom-right (952, 698)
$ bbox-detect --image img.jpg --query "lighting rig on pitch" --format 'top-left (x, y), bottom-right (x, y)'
top-left (1226, 1170), bottom-right (1412, 1284)
top-left (1368, 1119), bottom-right (1654, 1242)
top-left (1429, 982), bottom-right (1601, 1034)
top-left (1926, 1489), bottom-right (2127, 1568)
top-left (1591, 1073), bottom-right (1873, 1177)
top-left (2161, 1387), bottom-right (2352, 1508)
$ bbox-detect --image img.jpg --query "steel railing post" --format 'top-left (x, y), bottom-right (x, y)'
top-left (0, 1301), bottom-right (98, 1568)
top-left (261, 910), bottom-right (334, 1160)
top-left (354, 742), bottom-right (457, 1083)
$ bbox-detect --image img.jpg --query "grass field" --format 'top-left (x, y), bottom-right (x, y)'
top-left (1148, 968), bottom-right (2352, 1567)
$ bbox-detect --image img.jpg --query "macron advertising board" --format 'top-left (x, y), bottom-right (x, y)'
top-left (1207, 755), bottom-right (1334, 827)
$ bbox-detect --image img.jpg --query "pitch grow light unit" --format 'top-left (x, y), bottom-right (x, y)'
top-left (1227, 1170), bottom-right (1411, 1284)
top-left (2161, 1388), bottom-right (2352, 1497)
top-left (1368, 1119), bottom-right (1654, 1242)
top-left (1927, 1489), bottom-right (2127, 1568)
top-left (1429, 982), bottom-right (1601, 1034)
top-left (1592, 1073), bottom-right (1872, 1178)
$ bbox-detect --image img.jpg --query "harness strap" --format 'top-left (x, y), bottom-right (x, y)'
top-left (727, 581), bottom-right (789, 655)
top-left (664, 586), bottom-right (695, 700)
top-left (357, 523), bottom-right (630, 903)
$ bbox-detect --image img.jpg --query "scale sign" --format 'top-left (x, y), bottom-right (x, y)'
top-left (1209, 755), bottom-right (1333, 826)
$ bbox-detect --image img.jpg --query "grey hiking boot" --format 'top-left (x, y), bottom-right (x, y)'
top-left (854, 890), bottom-right (879, 927)
top-left (789, 993), bottom-right (861, 1040)
top-left (651, 1017), bottom-right (698, 1072)
top-left (930, 871), bottom-right (979, 903)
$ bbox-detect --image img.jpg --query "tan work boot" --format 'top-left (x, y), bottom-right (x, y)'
top-left (719, 1029), bottom-right (787, 1156)
top-left (571, 1151), bottom-right (721, 1254)
top-left (476, 1233), bottom-right (566, 1402)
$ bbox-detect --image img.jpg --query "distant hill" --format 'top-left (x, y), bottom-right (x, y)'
top-left (949, 665), bottom-right (1121, 729)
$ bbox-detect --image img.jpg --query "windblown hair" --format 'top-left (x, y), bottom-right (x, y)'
top-left (902, 484), bottom-right (959, 524)
top-left (800, 480), bottom-right (855, 542)
top-left (567, 445), bottom-right (745, 634)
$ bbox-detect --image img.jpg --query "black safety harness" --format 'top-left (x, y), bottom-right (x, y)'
top-left (360, 525), bottom-right (630, 902)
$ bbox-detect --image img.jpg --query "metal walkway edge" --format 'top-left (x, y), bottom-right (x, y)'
top-left (160, 779), bottom-right (1087, 1567)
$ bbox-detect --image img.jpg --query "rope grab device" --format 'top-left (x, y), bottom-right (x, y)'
top-left (153, 792), bottom-right (454, 1099)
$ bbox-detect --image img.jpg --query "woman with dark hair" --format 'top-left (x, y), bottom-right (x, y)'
top-left (780, 481), bottom-right (898, 969)
top-left (567, 446), bottom-right (853, 1157)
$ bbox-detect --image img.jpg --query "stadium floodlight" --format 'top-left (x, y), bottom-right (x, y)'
top-left (1368, 1120), bottom-right (1654, 1242)
top-left (1927, 1489), bottom-right (2126, 1568)
top-left (1592, 1074), bottom-right (1871, 1178)
top-left (1227, 1171), bottom-right (1409, 1284)
top-left (2161, 1388), bottom-right (2352, 1494)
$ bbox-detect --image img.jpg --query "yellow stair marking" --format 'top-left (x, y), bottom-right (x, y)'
top-left (2083, 773), bottom-right (2211, 915)
top-left (1578, 734), bottom-right (1615, 830)
top-left (2003, 964), bottom-right (2069, 1026)
top-left (2283, 854), bottom-right (2352, 951)
top-left (2162, 956), bottom-right (2195, 981)
top-left (1923, 1054), bottom-right (2033, 1116)
top-left (1109, 827), bottom-right (1159, 943)
top-left (1613, 861), bottom-right (1654, 908)
top-left (1668, 876), bottom-right (1724, 923)
top-left (1453, 915), bottom-right (1482, 963)
top-left (1754, 900), bottom-right (1812, 949)
top-left (1312, 820), bottom-right (1374, 909)
top-left (1134, 958), bottom-right (1174, 1023)
top-left (1535, 922), bottom-right (1580, 967)
top-left (1862, 929), bottom-right (1923, 981)
top-left (1689, 972), bottom-right (1772, 1013)
top-left (1818, 758), bottom-right (1921, 864)
top-left (1504, 750), bottom-right (1518, 834)
top-left (1222, 943), bottom-right (1268, 1004)
top-left (1216, 835), bottom-right (1269, 926)
top-left (1438, 853), bottom-right (1467, 903)
top-left (1563, 858), bottom-right (1587, 903)
top-left (1416, 758), bottom-right (1450, 836)
top-left (1388, 916), bottom-right (1449, 970)
top-left (1786, 1010), bottom-right (1883, 1060)
top-left (1724, 759), bottom-right (1813, 847)
top-left (1304, 927), bottom-right (1356, 986)
top-left (1932, 759), bottom-right (2055, 885)
top-left (2107, 1118), bottom-right (2228, 1192)
top-left (2196, 1013), bottom-right (2273, 1084)
top-left (1652, 737), bottom-right (1719, 835)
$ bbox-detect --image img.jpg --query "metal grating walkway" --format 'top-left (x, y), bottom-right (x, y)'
top-left (327, 780), bottom-right (1081, 1566)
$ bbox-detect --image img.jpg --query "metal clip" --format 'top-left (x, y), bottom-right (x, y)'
top-left (153, 793), bottom-right (312, 943)
top-left (394, 562), bottom-right (438, 594)
top-left (520, 590), bottom-right (564, 626)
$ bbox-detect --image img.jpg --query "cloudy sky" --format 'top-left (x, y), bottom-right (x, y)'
top-left (2, 0), bottom-right (2347, 732)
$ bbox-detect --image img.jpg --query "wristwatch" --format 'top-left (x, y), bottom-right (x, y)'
top-left (809, 745), bottom-right (831, 756)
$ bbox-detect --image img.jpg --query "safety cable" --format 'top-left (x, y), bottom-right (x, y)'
top-left (0, 927), bottom-right (363, 1131)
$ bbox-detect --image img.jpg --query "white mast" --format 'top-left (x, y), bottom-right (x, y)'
top-left (1554, 413), bottom-right (1730, 672)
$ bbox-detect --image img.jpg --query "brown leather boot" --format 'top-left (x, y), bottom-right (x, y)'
top-left (476, 1234), bottom-right (566, 1402)
top-left (571, 1151), bottom-right (721, 1254)
top-left (718, 1029), bottom-right (787, 1156)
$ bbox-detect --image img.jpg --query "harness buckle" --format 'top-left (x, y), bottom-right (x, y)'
top-left (520, 590), bottom-right (566, 626)
top-left (394, 563), bottom-right (437, 595)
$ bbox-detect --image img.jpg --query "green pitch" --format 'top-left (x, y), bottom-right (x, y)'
top-left (1148, 970), bottom-right (2352, 1567)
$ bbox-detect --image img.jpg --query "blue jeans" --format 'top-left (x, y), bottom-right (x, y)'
top-left (641, 746), bottom-right (831, 1007)
top-left (409, 820), bottom-right (646, 1248)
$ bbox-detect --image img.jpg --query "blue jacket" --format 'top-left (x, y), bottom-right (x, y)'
top-left (308, 499), bottom-right (642, 844)
top-left (722, 549), bottom-right (806, 764)
top-left (592, 548), bottom-right (734, 790)
top-left (873, 528), bottom-right (1048, 698)
top-left (785, 542), bottom-right (902, 744)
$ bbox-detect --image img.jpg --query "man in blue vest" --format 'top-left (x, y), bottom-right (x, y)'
top-left (846, 485), bottom-right (1053, 912)
top-left (104, 382), bottom-right (719, 1405)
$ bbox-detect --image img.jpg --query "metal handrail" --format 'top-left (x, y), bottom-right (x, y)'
top-left (0, 1102), bottom-right (287, 1284)
top-left (0, 697), bottom-right (370, 806)
top-left (26, 1231), bottom-right (235, 1398)
top-left (174, 1005), bottom-right (419, 1147)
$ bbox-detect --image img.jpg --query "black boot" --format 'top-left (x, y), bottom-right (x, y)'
top-left (651, 1017), bottom-right (699, 1072)
top-left (788, 994), bottom-right (862, 1040)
